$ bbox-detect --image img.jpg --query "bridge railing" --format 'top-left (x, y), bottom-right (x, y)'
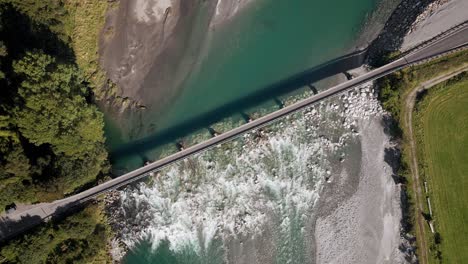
top-left (398, 20), bottom-right (468, 60)
top-left (70, 61), bottom-right (408, 205)
top-left (65, 24), bottom-right (468, 209)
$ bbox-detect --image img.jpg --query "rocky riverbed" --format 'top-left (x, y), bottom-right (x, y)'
top-left (104, 74), bottom-right (410, 263)
top-left (366, 0), bottom-right (455, 64)
top-left (102, 0), bottom-right (467, 262)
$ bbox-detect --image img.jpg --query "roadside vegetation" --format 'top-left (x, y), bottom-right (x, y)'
top-left (0, 0), bottom-right (110, 208)
top-left (412, 73), bottom-right (468, 263)
top-left (378, 50), bottom-right (468, 122)
top-left (0, 203), bottom-right (111, 263)
top-left (62, 0), bottom-right (117, 99)
top-left (0, 0), bottom-right (113, 262)
top-left (376, 50), bottom-right (468, 263)
top-left (3, 0), bottom-right (113, 98)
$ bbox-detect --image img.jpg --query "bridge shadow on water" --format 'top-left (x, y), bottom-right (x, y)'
top-left (110, 49), bottom-right (368, 164)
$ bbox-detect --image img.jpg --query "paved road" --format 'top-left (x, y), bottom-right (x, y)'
top-left (1, 23), bottom-right (468, 242)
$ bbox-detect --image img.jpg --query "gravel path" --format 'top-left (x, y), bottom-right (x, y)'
top-left (403, 65), bottom-right (468, 264)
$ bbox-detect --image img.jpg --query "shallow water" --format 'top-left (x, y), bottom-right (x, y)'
top-left (118, 104), bottom-right (345, 264)
top-left (106, 0), bottom-right (385, 172)
top-left (108, 0), bottom-right (394, 262)
top-left (112, 78), bottom-right (386, 263)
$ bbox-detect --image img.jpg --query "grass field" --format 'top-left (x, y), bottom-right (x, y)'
top-left (415, 75), bottom-right (468, 263)
top-left (377, 50), bottom-right (468, 263)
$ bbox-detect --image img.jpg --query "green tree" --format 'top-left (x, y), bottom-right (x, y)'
top-left (0, 204), bottom-right (111, 263)
top-left (0, 114), bottom-right (31, 193)
top-left (2, 0), bottom-right (70, 42)
top-left (0, 41), bottom-right (6, 79)
top-left (0, 142), bottom-right (30, 181)
top-left (0, 115), bottom-right (17, 141)
top-left (13, 52), bottom-right (105, 158)
top-left (10, 51), bottom-right (108, 195)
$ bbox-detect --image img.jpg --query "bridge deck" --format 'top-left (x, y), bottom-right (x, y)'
top-left (1, 22), bottom-right (467, 242)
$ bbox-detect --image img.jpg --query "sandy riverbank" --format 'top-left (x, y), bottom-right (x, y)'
top-left (98, 0), bottom-right (257, 141)
top-left (99, 0), bottom-right (253, 109)
top-left (314, 116), bottom-right (406, 264)
top-left (99, 0), bottom-right (213, 106)
top-left (402, 0), bottom-right (468, 50)
top-left (101, 0), bottom-right (467, 262)
top-left (312, 1), bottom-right (468, 262)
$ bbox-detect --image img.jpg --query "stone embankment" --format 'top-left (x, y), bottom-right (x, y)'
top-left (406, 0), bottom-right (450, 35)
top-left (367, 1), bottom-right (464, 263)
top-left (366, 0), bottom-right (449, 64)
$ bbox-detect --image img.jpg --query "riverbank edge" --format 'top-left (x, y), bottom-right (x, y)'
top-left (313, 2), bottom-right (468, 264)
top-left (363, 0), bottom-right (468, 260)
top-left (312, 1), bottom-right (468, 263)
top-left (366, 0), bottom-right (450, 66)
top-left (100, 1), bottom-right (466, 262)
top-left (375, 48), bottom-right (468, 263)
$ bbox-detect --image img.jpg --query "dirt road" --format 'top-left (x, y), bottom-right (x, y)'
top-left (403, 64), bottom-right (468, 264)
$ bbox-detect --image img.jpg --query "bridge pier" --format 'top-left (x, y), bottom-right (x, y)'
top-left (1, 25), bottom-right (466, 242)
top-left (207, 127), bottom-right (220, 137)
top-left (274, 98), bottom-right (284, 109)
top-left (142, 155), bottom-right (153, 166)
top-left (176, 141), bottom-right (186, 151)
top-left (308, 84), bottom-right (318, 95)
top-left (241, 112), bottom-right (253, 123)
top-left (342, 71), bottom-right (353, 80)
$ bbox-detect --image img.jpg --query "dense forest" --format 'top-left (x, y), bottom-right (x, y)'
top-left (0, 204), bottom-right (111, 263)
top-left (0, 1), bottom-right (112, 262)
top-left (0, 0), bottom-right (109, 208)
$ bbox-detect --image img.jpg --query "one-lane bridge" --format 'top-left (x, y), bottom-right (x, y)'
top-left (1, 22), bottom-right (468, 242)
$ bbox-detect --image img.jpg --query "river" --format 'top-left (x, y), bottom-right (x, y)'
top-left (106, 0), bottom-right (395, 262)
top-left (105, 0), bottom-right (393, 173)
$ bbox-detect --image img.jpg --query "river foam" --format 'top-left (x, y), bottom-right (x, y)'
top-left (108, 80), bottom-right (385, 261)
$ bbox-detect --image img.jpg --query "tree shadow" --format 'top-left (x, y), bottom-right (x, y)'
top-left (0, 3), bottom-right (77, 184)
top-left (0, 201), bottom-right (88, 244)
top-left (50, 201), bottom-right (86, 223)
top-left (110, 48), bottom-right (368, 162)
top-left (381, 114), bottom-right (403, 139)
top-left (0, 3), bottom-right (75, 66)
top-left (0, 213), bottom-right (43, 244)
top-left (415, 89), bottom-right (429, 102)
top-left (384, 147), bottom-right (405, 184)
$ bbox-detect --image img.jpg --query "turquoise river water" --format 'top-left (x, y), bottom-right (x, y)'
top-left (106, 0), bottom-right (387, 174)
top-left (107, 0), bottom-right (391, 262)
